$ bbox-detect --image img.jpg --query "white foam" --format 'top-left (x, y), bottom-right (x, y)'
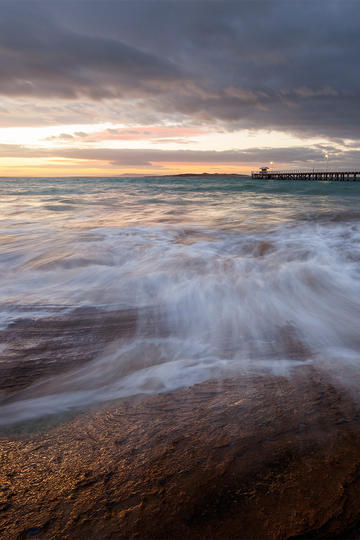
top-left (1, 179), bottom-right (360, 424)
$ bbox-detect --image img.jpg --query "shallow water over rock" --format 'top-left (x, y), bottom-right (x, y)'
top-left (1, 371), bottom-right (360, 539)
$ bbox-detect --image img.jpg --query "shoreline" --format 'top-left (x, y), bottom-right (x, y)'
top-left (1, 368), bottom-right (360, 538)
top-left (1, 306), bottom-right (360, 538)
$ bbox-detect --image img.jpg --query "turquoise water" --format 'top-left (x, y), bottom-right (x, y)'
top-left (1, 175), bottom-right (360, 423)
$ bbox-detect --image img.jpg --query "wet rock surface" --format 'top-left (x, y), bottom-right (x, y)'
top-left (1, 310), bottom-right (360, 539)
top-left (1, 370), bottom-right (360, 539)
top-left (0, 308), bottom-right (141, 399)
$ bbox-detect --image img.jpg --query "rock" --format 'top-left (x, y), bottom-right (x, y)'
top-left (1, 370), bottom-right (360, 539)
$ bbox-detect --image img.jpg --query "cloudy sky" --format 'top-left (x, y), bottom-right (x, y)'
top-left (1, 0), bottom-right (360, 176)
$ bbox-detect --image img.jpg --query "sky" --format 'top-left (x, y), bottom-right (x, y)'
top-left (1, 0), bottom-right (360, 176)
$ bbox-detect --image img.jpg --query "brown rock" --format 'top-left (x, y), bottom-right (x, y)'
top-left (1, 369), bottom-right (360, 539)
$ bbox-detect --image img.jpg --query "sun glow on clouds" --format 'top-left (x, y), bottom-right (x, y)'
top-left (2, 2), bottom-right (360, 176)
top-left (0, 121), bottom-right (331, 176)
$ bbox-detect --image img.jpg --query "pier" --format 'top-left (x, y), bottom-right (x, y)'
top-left (251, 167), bottom-right (360, 181)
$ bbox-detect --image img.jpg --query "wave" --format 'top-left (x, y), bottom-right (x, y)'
top-left (1, 216), bottom-right (360, 424)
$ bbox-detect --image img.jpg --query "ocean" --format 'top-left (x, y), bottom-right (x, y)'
top-left (1, 175), bottom-right (360, 424)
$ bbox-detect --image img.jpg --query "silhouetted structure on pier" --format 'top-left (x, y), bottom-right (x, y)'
top-left (251, 167), bottom-right (360, 181)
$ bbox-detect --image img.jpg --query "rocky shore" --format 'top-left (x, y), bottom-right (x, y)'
top-left (1, 311), bottom-right (360, 539)
top-left (1, 370), bottom-right (360, 538)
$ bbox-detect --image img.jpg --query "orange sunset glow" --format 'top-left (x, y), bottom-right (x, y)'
top-left (0, 120), bottom-right (346, 176)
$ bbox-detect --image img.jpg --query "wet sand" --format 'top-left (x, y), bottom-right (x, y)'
top-left (1, 313), bottom-right (360, 539)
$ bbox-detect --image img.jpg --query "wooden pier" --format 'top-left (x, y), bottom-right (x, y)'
top-left (251, 167), bottom-right (360, 181)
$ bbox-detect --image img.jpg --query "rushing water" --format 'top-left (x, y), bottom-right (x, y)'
top-left (1, 175), bottom-right (360, 424)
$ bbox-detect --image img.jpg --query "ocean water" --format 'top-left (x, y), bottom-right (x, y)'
top-left (1, 175), bottom-right (360, 424)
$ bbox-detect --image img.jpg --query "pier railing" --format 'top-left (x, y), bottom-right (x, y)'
top-left (251, 169), bottom-right (360, 181)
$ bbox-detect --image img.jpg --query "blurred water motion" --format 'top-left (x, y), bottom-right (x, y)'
top-left (1, 176), bottom-right (360, 424)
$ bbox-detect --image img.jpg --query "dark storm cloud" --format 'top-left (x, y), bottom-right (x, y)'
top-left (1, 1), bottom-right (360, 138)
top-left (0, 143), bottom-right (352, 168)
top-left (0, 4), bottom-right (185, 99)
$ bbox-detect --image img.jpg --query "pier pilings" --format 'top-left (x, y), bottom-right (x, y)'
top-left (251, 170), bottom-right (360, 181)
